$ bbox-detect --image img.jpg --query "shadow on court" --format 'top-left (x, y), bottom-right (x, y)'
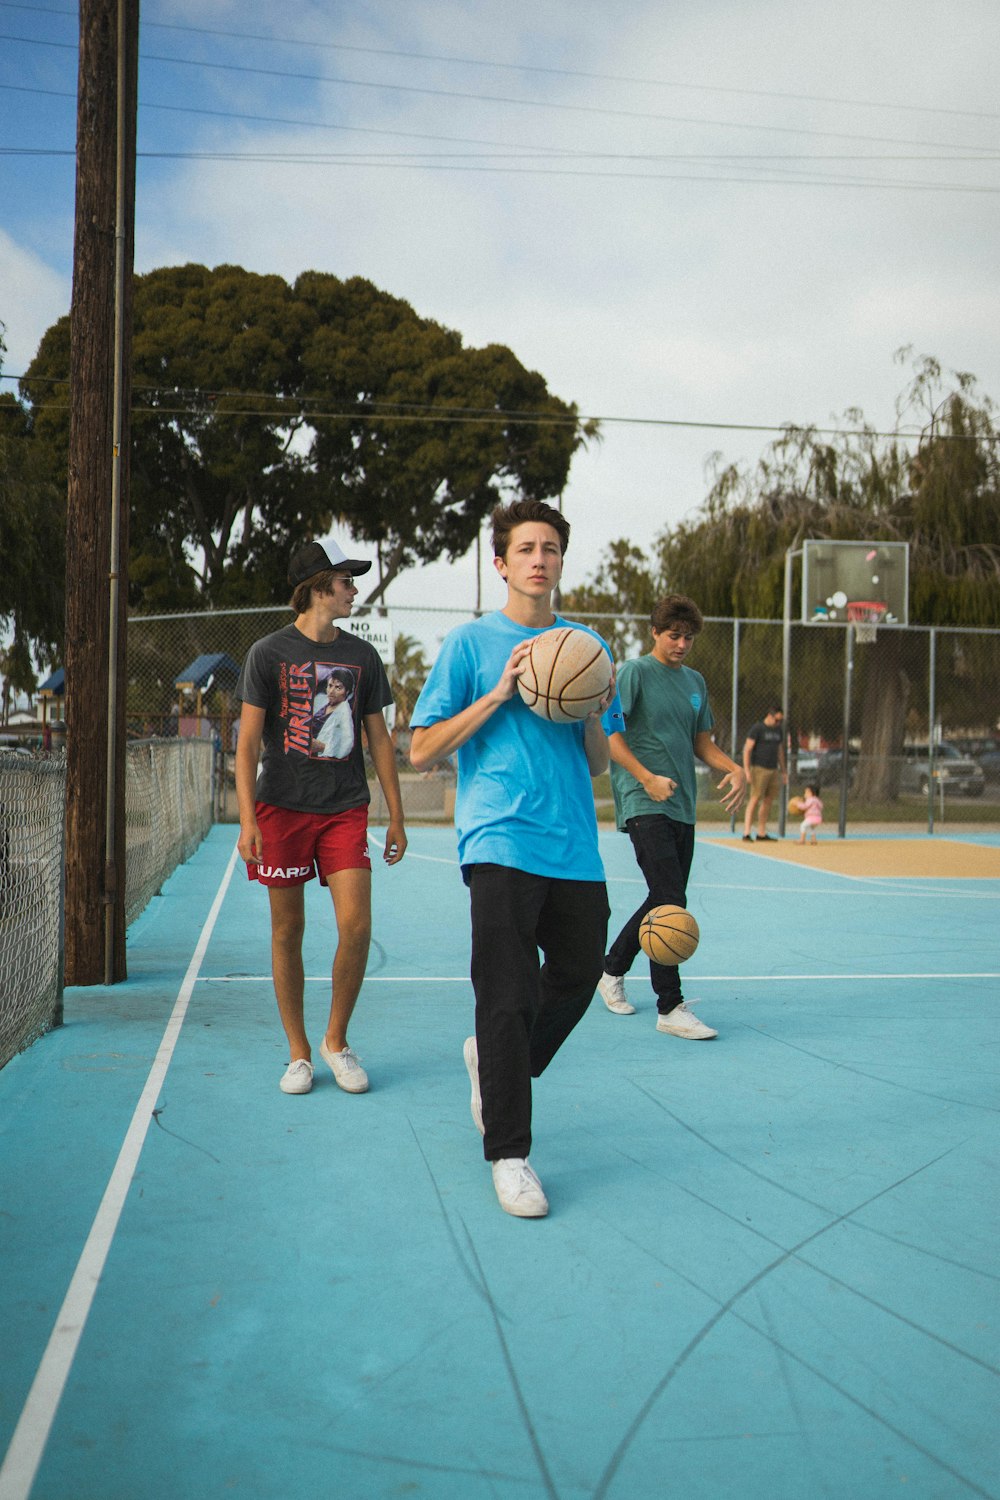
top-left (1, 824), bottom-right (997, 1500)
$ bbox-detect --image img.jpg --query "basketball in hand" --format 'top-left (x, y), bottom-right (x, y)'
top-left (517, 627), bottom-right (613, 723)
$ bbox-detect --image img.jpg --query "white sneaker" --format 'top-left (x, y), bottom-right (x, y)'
top-left (656, 1002), bottom-right (717, 1040)
top-left (491, 1158), bottom-right (549, 1218)
top-left (279, 1058), bottom-right (314, 1095)
top-left (597, 972), bottom-right (636, 1015)
top-left (463, 1036), bottom-right (485, 1136)
top-left (319, 1039), bottom-right (370, 1093)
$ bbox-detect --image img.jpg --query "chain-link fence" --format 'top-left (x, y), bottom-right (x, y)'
top-left (125, 604), bottom-right (1000, 830)
top-left (0, 752), bottom-right (65, 1068)
top-left (5, 609), bottom-right (995, 1065)
top-left (0, 739), bottom-right (214, 1069)
top-left (124, 739), bottom-right (214, 926)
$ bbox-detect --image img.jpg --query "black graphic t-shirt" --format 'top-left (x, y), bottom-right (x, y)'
top-left (237, 624), bottom-right (392, 815)
top-left (746, 719), bottom-right (783, 770)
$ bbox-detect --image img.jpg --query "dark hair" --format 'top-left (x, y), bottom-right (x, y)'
top-left (291, 568), bottom-right (341, 615)
top-left (650, 594), bottom-right (703, 634)
top-left (804, 783), bottom-right (818, 797)
top-left (325, 667), bottom-right (355, 698)
top-left (765, 703), bottom-right (783, 716)
top-left (490, 499), bottom-right (570, 560)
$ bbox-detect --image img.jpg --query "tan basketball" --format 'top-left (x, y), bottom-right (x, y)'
top-left (517, 627), bottom-right (613, 723)
top-left (638, 905), bottom-right (700, 965)
top-left (788, 796), bottom-right (805, 815)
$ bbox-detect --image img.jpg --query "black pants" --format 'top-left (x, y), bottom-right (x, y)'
top-left (467, 864), bottom-right (609, 1162)
top-left (604, 815), bottom-right (695, 1013)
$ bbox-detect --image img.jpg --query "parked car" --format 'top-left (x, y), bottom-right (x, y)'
top-left (974, 749), bottom-right (1000, 785)
top-left (815, 749), bottom-right (857, 788)
top-left (899, 743), bottom-right (985, 798)
top-left (950, 735), bottom-right (999, 759)
top-left (791, 750), bottom-right (822, 780)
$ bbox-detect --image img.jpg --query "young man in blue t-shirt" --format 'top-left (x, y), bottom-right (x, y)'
top-left (409, 499), bottom-right (621, 1218)
top-left (597, 595), bottom-right (746, 1038)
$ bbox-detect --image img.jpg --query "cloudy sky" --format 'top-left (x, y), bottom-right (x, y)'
top-left (2, 0), bottom-right (998, 611)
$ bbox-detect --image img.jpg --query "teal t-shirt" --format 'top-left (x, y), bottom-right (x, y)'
top-left (604, 654), bottom-right (714, 828)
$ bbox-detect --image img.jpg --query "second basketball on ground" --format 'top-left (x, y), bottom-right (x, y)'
top-left (638, 904), bottom-right (700, 965)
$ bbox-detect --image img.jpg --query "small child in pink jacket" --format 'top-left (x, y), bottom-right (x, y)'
top-left (798, 784), bottom-right (823, 844)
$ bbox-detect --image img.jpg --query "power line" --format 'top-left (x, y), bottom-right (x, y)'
top-left (4, 129), bottom-right (997, 165)
top-left (132, 49), bottom-right (1000, 157)
top-left (3, 0), bottom-right (998, 126)
top-left (120, 156), bottom-right (1000, 194)
top-left (9, 80), bottom-right (1000, 175)
top-left (0, 377), bottom-right (972, 441)
top-left (3, 32), bottom-right (998, 156)
top-left (3, 141), bottom-right (995, 193)
top-left (3, 94), bottom-right (997, 192)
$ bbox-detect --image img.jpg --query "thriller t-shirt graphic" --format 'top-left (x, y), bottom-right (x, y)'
top-left (309, 665), bottom-right (358, 761)
top-left (237, 625), bottom-right (392, 815)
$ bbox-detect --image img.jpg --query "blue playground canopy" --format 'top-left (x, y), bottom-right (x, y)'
top-left (173, 652), bottom-right (241, 692)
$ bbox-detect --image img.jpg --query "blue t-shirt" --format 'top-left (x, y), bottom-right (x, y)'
top-left (411, 611), bottom-right (623, 881)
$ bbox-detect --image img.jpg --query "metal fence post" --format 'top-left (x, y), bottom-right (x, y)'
top-left (729, 617), bottom-right (741, 833)
top-left (838, 624), bottom-right (855, 839)
top-left (780, 548), bottom-right (796, 838)
top-left (927, 627), bottom-right (937, 835)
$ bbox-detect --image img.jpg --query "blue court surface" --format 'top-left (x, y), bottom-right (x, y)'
top-left (1, 824), bottom-right (998, 1500)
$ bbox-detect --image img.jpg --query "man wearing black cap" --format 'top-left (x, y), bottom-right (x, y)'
top-left (235, 540), bottom-right (407, 1096)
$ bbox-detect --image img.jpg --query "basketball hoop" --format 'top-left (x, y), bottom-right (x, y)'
top-left (847, 600), bottom-right (887, 644)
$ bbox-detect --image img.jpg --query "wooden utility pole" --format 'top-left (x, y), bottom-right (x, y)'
top-left (63, 0), bottom-right (139, 984)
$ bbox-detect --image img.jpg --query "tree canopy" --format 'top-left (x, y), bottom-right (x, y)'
top-left (10, 262), bottom-right (596, 647)
top-left (561, 354), bottom-right (1000, 799)
top-left (565, 352), bottom-right (1000, 630)
top-left (0, 329), bottom-right (64, 698)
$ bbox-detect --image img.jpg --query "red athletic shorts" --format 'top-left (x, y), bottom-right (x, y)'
top-left (247, 802), bottom-right (371, 887)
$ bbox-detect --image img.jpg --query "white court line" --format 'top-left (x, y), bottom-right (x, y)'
top-left (366, 834), bottom-right (456, 867)
top-left (0, 843), bottom-right (241, 1500)
top-left (698, 880), bottom-right (998, 899)
top-left (196, 971), bottom-right (1000, 985)
top-left (608, 875), bottom-right (999, 900)
top-left (362, 833), bottom-right (999, 895)
top-left (199, 974), bottom-right (470, 983)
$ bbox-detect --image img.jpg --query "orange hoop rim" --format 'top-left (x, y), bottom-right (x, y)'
top-left (846, 600), bottom-right (887, 622)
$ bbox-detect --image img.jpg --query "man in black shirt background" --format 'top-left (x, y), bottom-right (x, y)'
top-left (741, 705), bottom-right (786, 842)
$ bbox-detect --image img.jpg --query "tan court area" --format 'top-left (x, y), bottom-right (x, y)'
top-left (705, 835), bottom-right (1000, 878)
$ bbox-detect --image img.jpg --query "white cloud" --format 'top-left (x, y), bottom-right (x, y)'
top-left (7, 0), bottom-right (1000, 608)
top-left (0, 232), bottom-right (69, 378)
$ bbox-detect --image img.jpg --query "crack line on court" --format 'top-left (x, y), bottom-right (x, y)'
top-left (150, 1101), bottom-right (221, 1163)
top-left (406, 1120), bottom-right (502, 1313)
top-left (613, 1142), bottom-right (999, 1379)
top-left (460, 1227), bottom-right (562, 1500)
top-left (629, 1081), bottom-right (837, 1213)
top-left (742, 1022), bottom-right (1000, 1114)
top-left (591, 1144), bottom-right (991, 1500)
top-left (754, 1294), bottom-right (832, 1498)
top-left (844, 1216), bottom-right (1000, 1283)
top-left (623, 1074), bottom-right (999, 1283)
top-left (405, 1125), bottom-right (560, 1496)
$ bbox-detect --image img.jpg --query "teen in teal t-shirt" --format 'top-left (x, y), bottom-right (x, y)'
top-left (609, 654), bottom-right (713, 828)
top-left (597, 596), bottom-right (746, 1038)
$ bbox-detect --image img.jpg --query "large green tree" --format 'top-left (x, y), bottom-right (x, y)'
top-left (16, 262), bottom-right (595, 627)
